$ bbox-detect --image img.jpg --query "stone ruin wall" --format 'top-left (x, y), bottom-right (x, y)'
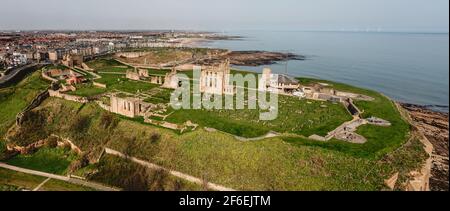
top-left (41, 71), bottom-right (58, 83)
top-left (93, 82), bottom-right (107, 88)
top-left (48, 90), bottom-right (89, 103)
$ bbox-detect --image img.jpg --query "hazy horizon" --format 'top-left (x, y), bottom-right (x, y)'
top-left (0, 0), bottom-right (448, 33)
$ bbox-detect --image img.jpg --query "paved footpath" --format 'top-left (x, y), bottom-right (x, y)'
top-left (0, 162), bottom-right (119, 191)
top-left (105, 148), bottom-right (236, 191)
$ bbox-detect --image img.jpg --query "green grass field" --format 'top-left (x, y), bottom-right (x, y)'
top-left (67, 73), bottom-right (159, 97)
top-left (166, 94), bottom-right (352, 138)
top-left (283, 78), bottom-right (410, 159)
top-left (97, 73), bottom-right (158, 93)
top-left (0, 168), bottom-right (94, 191)
top-left (68, 83), bottom-right (107, 97)
top-left (6, 147), bottom-right (78, 175)
top-left (86, 58), bottom-right (131, 73)
top-left (147, 68), bottom-right (171, 76)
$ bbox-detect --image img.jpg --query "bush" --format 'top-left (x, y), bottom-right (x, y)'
top-left (70, 115), bottom-right (90, 134)
top-left (68, 153), bottom-right (89, 173)
top-left (0, 141), bottom-right (5, 154)
top-left (22, 145), bottom-right (37, 155)
top-left (148, 169), bottom-right (169, 191)
top-left (61, 142), bottom-right (72, 152)
top-left (8, 110), bottom-right (49, 147)
top-left (150, 133), bottom-right (161, 143)
top-left (0, 147), bottom-right (18, 161)
top-left (44, 136), bottom-right (59, 148)
top-left (123, 165), bottom-right (151, 191)
top-left (99, 112), bottom-right (118, 130)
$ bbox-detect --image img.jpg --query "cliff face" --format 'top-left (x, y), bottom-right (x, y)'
top-left (401, 103), bottom-right (449, 191)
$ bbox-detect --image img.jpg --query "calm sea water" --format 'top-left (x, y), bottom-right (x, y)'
top-left (203, 30), bottom-right (449, 112)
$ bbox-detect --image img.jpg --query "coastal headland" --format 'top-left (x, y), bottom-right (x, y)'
top-left (0, 32), bottom-right (447, 191)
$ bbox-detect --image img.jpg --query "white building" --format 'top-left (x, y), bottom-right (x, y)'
top-left (12, 52), bottom-right (27, 65)
top-left (259, 68), bottom-right (300, 94)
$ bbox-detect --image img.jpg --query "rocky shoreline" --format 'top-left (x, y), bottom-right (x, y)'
top-left (401, 103), bottom-right (449, 191)
top-left (227, 51), bottom-right (305, 66)
top-left (197, 50), bottom-right (305, 66)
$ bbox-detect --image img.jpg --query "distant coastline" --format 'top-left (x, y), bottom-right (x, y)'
top-left (201, 30), bottom-right (449, 113)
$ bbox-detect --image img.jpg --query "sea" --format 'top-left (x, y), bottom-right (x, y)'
top-left (202, 30), bottom-right (449, 113)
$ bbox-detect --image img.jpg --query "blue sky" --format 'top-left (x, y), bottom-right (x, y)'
top-left (0, 0), bottom-right (448, 32)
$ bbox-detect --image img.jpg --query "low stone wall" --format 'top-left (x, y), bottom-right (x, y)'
top-left (96, 101), bottom-right (111, 111)
top-left (115, 52), bottom-right (151, 59)
top-left (343, 98), bottom-right (362, 116)
top-left (51, 134), bottom-right (82, 155)
top-left (81, 62), bottom-right (94, 71)
top-left (93, 82), bottom-right (107, 88)
top-left (7, 135), bottom-right (82, 157)
top-left (41, 71), bottom-right (58, 82)
top-left (336, 91), bottom-right (374, 101)
top-left (8, 140), bottom-right (47, 154)
top-left (49, 90), bottom-right (89, 103)
top-left (144, 118), bottom-right (185, 132)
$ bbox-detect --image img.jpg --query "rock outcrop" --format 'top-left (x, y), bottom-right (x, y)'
top-left (198, 51), bottom-right (305, 66)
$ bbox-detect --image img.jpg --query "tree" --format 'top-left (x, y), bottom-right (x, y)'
top-left (123, 165), bottom-right (150, 191)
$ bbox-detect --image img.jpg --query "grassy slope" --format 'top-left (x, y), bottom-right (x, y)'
top-left (109, 119), bottom-right (425, 191)
top-left (0, 70), bottom-right (49, 137)
top-left (0, 60), bottom-right (416, 190)
top-left (15, 97), bottom-right (423, 191)
top-left (6, 147), bottom-right (78, 175)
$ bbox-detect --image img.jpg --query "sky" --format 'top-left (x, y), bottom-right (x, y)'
top-left (0, 0), bottom-right (448, 32)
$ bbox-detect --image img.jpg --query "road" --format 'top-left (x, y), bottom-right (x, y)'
top-left (0, 64), bottom-right (36, 83)
top-left (0, 162), bottom-right (119, 191)
top-left (0, 63), bottom-right (51, 87)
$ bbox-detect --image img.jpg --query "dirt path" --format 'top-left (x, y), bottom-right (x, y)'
top-left (400, 103), bottom-right (449, 191)
top-left (204, 127), bottom-right (280, 142)
top-left (0, 162), bottom-right (119, 191)
top-left (33, 177), bottom-right (51, 191)
top-left (104, 148), bottom-right (236, 191)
